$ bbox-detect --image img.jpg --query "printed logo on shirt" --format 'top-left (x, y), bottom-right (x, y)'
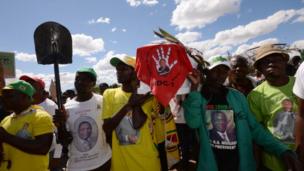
top-left (73, 116), bottom-right (98, 152)
top-left (205, 107), bottom-right (237, 150)
top-left (16, 122), bottom-right (32, 139)
top-left (273, 98), bottom-right (296, 143)
top-left (115, 111), bottom-right (140, 145)
top-left (152, 46), bottom-right (177, 76)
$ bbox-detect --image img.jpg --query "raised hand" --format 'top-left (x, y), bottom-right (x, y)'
top-left (187, 68), bottom-right (202, 91)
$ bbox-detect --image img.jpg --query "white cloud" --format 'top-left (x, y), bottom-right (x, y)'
top-left (72, 34), bottom-right (105, 56)
top-left (88, 19), bottom-right (95, 24)
top-left (203, 46), bottom-right (232, 59)
top-left (15, 52), bottom-right (36, 62)
top-left (143, 0), bottom-right (158, 6)
top-left (88, 17), bottom-right (111, 24)
top-left (59, 64), bottom-right (69, 68)
top-left (122, 29), bottom-right (127, 32)
top-left (212, 9), bottom-right (296, 46)
top-left (59, 72), bottom-right (77, 90)
top-left (185, 8), bottom-right (302, 56)
top-left (293, 16), bottom-right (304, 23)
top-left (291, 40), bottom-right (304, 49)
top-left (111, 27), bottom-right (117, 32)
top-left (13, 69), bottom-right (76, 92)
top-left (127, 0), bottom-right (141, 7)
top-left (292, 8), bottom-right (304, 23)
top-left (171, 0), bottom-right (241, 30)
top-left (127, 0), bottom-right (158, 7)
top-left (85, 57), bottom-right (97, 64)
top-left (175, 31), bottom-right (202, 44)
top-left (234, 38), bottom-right (280, 55)
top-left (14, 51), bottom-right (128, 90)
top-left (93, 51), bottom-right (127, 84)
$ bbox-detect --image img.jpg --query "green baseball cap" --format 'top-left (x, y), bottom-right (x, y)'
top-left (3, 80), bottom-right (35, 98)
top-left (77, 67), bottom-right (97, 80)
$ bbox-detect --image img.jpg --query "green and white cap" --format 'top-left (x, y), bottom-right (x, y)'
top-left (208, 56), bottom-right (231, 69)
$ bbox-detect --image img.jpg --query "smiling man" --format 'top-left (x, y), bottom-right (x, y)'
top-left (247, 44), bottom-right (298, 171)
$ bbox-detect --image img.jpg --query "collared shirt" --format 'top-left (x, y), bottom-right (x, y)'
top-left (217, 131), bottom-right (230, 142)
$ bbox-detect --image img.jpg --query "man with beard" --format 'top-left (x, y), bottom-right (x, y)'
top-left (102, 56), bottom-right (161, 171)
top-left (248, 44), bottom-right (298, 171)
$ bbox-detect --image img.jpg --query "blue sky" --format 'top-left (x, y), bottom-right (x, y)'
top-left (0, 0), bottom-right (304, 91)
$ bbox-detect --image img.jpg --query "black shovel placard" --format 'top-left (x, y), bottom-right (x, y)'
top-left (34, 21), bottom-right (72, 110)
top-left (34, 21), bottom-right (73, 149)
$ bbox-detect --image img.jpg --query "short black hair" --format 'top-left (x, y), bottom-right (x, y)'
top-left (99, 83), bottom-right (109, 88)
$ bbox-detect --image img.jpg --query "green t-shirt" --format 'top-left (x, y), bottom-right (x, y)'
top-left (247, 76), bottom-right (297, 171)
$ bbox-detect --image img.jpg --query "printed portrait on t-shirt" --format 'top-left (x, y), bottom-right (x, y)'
top-left (206, 108), bottom-right (237, 150)
top-left (115, 111), bottom-right (140, 145)
top-left (16, 122), bottom-right (32, 139)
top-left (273, 98), bottom-right (296, 143)
top-left (73, 116), bottom-right (98, 152)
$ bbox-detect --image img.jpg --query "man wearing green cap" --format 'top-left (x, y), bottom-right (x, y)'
top-left (0, 80), bottom-right (54, 171)
top-left (102, 56), bottom-right (161, 171)
top-left (55, 67), bottom-right (112, 171)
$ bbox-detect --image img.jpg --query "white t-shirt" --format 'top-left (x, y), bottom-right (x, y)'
top-left (169, 95), bottom-right (186, 124)
top-left (39, 98), bottom-right (59, 152)
top-left (65, 93), bottom-right (111, 171)
top-left (39, 98), bottom-right (58, 116)
top-left (293, 62), bottom-right (304, 99)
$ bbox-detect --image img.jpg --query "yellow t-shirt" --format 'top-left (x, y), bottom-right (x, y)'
top-left (0, 105), bottom-right (54, 171)
top-left (102, 87), bottom-right (161, 171)
top-left (149, 98), bottom-right (165, 145)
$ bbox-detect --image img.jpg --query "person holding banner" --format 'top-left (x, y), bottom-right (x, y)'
top-left (183, 56), bottom-right (302, 171)
top-left (102, 56), bottom-right (161, 171)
